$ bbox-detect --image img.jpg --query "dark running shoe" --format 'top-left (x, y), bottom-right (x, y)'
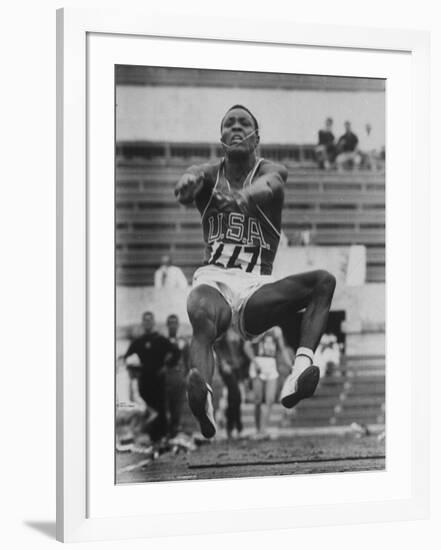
top-left (187, 369), bottom-right (217, 439)
top-left (280, 365), bottom-right (320, 409)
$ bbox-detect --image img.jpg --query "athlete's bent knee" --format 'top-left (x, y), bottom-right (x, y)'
top-left (316, 270), bottom-right (336, 294)
top-left (187, 290), bottom-right (215, 325)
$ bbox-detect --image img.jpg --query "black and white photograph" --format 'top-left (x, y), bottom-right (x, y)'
top-left (115, 65), bottom-right (386, 484)
top-left (2, 0), bottom-right (434, 545)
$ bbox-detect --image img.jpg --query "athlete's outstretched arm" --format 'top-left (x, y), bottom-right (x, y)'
top-left (211, 161), bottom-right (287, 215)
top-left (240, 162), bottom-right (287, 208)
top-left (175, 163), bottom-right (214, 205)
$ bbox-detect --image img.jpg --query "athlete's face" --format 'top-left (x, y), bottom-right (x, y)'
top-left (220, 108), bottom-right (259, 155)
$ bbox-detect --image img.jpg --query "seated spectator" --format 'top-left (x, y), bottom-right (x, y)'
top-left (335, 121), bottom-right (361, 171)
top-left (315, 117), bottom-right (337, 170)
top-left (154, 254), bottom-right (188, 290)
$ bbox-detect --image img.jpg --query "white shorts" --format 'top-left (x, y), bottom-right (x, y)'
top-left (249, 357), bottom-right (279, 381)
top-left (192, 265), bottom-right (274, 340)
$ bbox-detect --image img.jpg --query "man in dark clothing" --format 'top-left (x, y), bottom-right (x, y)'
top-left (336, 121), bottom-right (361, 171)
top-left (214, 328), bottom-right (245, 438)
top-left (315, 117), bottom-right (336, 169)
top-left (124, 311), bottom-right (178, 442)
top-left (164, 314), bottom-right (189, 437)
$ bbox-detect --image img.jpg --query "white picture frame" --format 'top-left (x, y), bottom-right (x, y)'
top-left (56, 7), bottom-right (430, 543)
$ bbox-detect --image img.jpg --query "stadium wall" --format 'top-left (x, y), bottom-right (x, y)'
top-left (116, 282), bottom-right (385, 357)
top-left (116, 86), bottom-right (385, 150)
top-left (116, 282), bottom-right (384, 329)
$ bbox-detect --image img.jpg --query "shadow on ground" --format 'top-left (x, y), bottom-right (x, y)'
top-left (24, 521), bottom-right (56, 539)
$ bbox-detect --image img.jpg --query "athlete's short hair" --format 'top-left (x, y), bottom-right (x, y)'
top-left (221, 104), bottom-right (259, 132)
top-left (167, 314), bottom-right (179, 323)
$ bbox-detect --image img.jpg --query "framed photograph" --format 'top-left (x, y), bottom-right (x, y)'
top-left (57, 7), bottom-right (430, 543)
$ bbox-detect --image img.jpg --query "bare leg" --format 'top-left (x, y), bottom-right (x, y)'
top-left (262, 403), bottom-right (271, 434)
top-left (252, 377), bottom-right (263, 433)
top-left (243, 270), bottom-right (336, 350)
top-left (186, 285), bottom-right (231, 437)
top-left (262, 378), bottom-right (278, 434)
top-left (243, 270), bottom-right (336, 409)
top-left (254, 403), bottom-right (261, 432)
top-left (187, 285), bottom-right (231, 383)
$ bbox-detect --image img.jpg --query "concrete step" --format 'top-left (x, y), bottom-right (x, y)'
top-left (344, 387), bottom-right (385, 397)
top-left (345, 333), bottom-right (385, 357)
top-left (338, 395), bottom-right (385, 407)
top-left (335, 409), bottom-right (385, 421)
top-left (331, 416), bottom-right (384, 426)
top-left (345, 373), bottom-right (385, 382)
top-left (345, 355), bottom-right (385, 368)
top-left (348, 369), bottom-right (386, 377)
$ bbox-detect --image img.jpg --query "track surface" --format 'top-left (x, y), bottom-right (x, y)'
top-left (116, 434), bottom-right (385, 484)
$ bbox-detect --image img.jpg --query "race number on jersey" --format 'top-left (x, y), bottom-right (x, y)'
top-left (207, 241), bottom-right (262, 273)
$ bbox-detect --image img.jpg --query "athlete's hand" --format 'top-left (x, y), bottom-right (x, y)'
top-left (175, 171), bottom-right (205, 204)
top-left (212, 190), bottom-right (251, 215)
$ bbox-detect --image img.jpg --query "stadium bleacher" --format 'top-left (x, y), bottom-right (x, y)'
top-left (115, 143), bottom-right (385, 286)
top-left (173, 354), bottom-right (385, 433)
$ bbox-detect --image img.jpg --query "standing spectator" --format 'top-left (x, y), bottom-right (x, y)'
top-left (314, 332), bottom-right (341, 377)
top-left (154, 254), bottom-right (188, 290)
top-left (359, 123), bottom-right (378, 170)
top-left (335, 121), bottom-right (361, 171)
top-left (164, 314), bottom-right (189, 438)
top-left (244, 327), bottom-right (291, 439)
top-left (215, 328), bottom-right (244, 439)
top-left (124, 311), bottom-right (178, 442)
top-left (315, 117), bottom-right (337, 169)
top-left (299, 228), bottom-right (312, 246)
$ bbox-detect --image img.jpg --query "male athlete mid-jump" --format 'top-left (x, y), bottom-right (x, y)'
top-left (175, 105), bottom-right (336, 438)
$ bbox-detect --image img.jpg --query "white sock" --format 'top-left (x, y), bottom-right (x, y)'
top-left (292, 347), bottom-right (314, 377)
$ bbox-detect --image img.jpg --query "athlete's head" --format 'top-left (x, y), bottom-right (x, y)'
top-left (141, 311), bottom-right (155, 333)
top-left (220, 105), bottom-right (260, 156)
top-left (166, 314), bottom-right (179, 337)
top-left (325, 117), bottom-right (333, 129)
top-left (344, 120), bottom-right (352, 132)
